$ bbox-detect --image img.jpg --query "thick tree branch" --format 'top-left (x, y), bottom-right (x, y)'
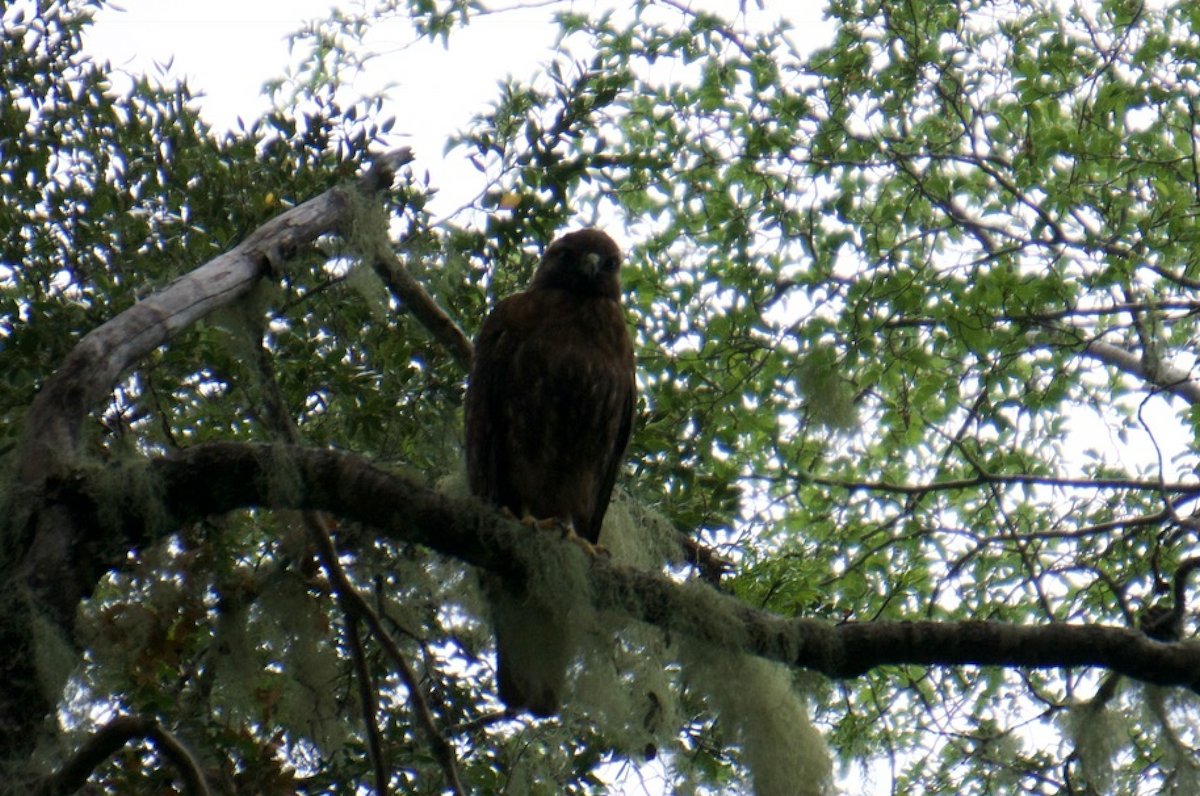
top-left (8, 149), bottom-right (415, 625)
top-left (62, 441), bottom-right (1200, 693)
top-left (1, 149), bottom-right (416, 759)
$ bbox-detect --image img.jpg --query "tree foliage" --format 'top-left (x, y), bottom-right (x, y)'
top-left (5, 0), bottom-right (1200, 794)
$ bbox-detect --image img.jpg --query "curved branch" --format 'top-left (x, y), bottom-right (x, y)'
top-left (64, 441), bottom-right (1200, 694)
top-left (2, 148), bottom-right (416, 757)
top-left (35, 716), bottom-right (210, 796)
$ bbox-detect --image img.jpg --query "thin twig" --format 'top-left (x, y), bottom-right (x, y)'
top-left (446, 710), bottom-right (512, 735)
top-left (310, 520), bottom-right (470, 796)
top-left (309, 515), bottom-right (390, 796)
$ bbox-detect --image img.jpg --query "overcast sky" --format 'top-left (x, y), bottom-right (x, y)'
top-left (83, 0), bottom-right (573, 216)
top-left (82, 1), bottom-right (832, 220)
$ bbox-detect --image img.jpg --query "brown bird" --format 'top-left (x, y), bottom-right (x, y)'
top-left (464, 228), bottom-right (636, 716)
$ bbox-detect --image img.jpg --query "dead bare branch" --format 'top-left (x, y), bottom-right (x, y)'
top-left (18, 147), bottom-right (413, 483)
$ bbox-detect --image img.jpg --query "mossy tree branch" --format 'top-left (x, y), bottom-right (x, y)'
top-left (17, 147), bottom-right (415, 487)
top-left (55, 440), bottom-right (1200, 694)
top-left (6, 135), bottom-right (1198, 789)
top-left (9, 148), bottom-right (417, 620)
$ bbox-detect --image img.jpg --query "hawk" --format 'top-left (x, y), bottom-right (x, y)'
top-left (464, 228), bottom-right (636, 716)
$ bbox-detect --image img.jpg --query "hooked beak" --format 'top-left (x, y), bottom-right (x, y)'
top-left (584, 252), bottom-right (602, 279)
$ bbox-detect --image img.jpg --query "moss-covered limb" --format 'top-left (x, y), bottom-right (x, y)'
top-left (7, 147), bottom-right (415, 633)
top-left (60, 441), bottom-right (1200, 692)
top-left (827, 619), bottom-right (1200, 685)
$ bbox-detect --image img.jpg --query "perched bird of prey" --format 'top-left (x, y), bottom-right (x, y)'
top-left (464, 228), bottom-right (636, 716)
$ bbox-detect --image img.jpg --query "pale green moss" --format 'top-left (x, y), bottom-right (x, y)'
top-left (344, 263), bottom-right (391, 322)
top-left (31, 610), bottom-right (77, 705)
top-left (796, 342), bottom-right (858, 431)
top-left (1063, 700), bottom-right (1124, 793)
top-left (602, 491), bottom-right (687, 571)
top-left (210, 572), bottom-right (350, 753)
top-left (684, 643), bottom-right (833, 796)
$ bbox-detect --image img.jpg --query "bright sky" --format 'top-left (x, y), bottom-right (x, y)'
top-left (83, 1), bottom-right (831, 220)
top-left (83, 0), bottom-right (567, 216)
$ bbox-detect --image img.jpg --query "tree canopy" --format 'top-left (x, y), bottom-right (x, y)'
top-left (4, 0), bottom-right (1200, 794)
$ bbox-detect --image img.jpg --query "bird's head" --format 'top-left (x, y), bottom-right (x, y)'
top-left (530, 228), bottom-right (623, 301)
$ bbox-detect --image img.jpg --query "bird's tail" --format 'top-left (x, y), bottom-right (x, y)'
top-left (487, 577), bottom-right (573, 718)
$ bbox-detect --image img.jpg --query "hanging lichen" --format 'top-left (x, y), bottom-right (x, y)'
top-left (683, 643), bottom-right (833, 796)
top-left (1063, 697), bottom-right (1125, 794)
top-left (210, 570), bottom-right (350, 754)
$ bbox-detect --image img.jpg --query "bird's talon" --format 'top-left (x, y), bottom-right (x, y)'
top-left (563, 528), bottom-right (606, 558)
top-left (502, 507), bottom-right (559, 532)
top-left (501, 511), bottom-right (604, 555)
